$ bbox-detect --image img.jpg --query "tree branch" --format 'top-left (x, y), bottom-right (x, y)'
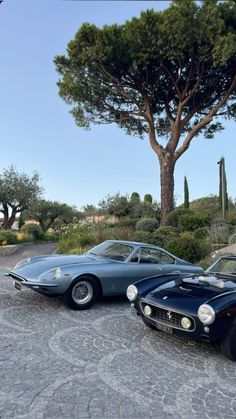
top-left (175, 75), bottom-right (236, 160)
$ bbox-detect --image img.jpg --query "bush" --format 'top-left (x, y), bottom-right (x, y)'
top-left (136, 218), bottom-right (159, 233)
top-left (0, 230), bottom-right (18, 245)
top-left (114, 217), bottom-right (140, 228)
top-left (179, 213), bottom-right (212, 231)
top-left (57, 222), bottom-right (95, 253)
top-left (164, 208), bottom-right (192, 227)
top-left (130, 231), bottom-right (168, 247)
top-left (20, 223), bottom-right (44, 240)
top-left (194, 227), bottom-right (209, 240)
top-left (209, 219), bottom-right (230, 244)
top-left (155, 226), bottom-right (178, 239)
top-left (43, 231), bottom-right (61, 242)
top-left (166, 233), bottom-right (210, 263)
top-left (229, 232), bottom-right (236, 245)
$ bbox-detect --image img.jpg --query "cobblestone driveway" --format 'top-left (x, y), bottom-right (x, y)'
top-left (0, 245), bottom-right (236, 418)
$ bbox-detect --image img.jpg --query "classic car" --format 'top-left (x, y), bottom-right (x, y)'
top-left (126, 255), bottom-right (236, 360)
top-left (9, 239), bottom-right (203, 310)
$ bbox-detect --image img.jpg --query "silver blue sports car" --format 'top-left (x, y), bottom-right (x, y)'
top-left (9, 240), bottom-right (203, 310)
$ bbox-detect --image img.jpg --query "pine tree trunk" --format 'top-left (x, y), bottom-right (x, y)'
top-left (159, 155), bottom-right (175, 224)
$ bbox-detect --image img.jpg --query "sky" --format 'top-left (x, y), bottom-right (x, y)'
top-left (0, 0), bottom-right (235, 211)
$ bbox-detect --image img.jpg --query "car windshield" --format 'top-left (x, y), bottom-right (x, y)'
top-left (86, 242), bottom-right (134, 262)
top-left (207, 257), bottom-right (236, 275)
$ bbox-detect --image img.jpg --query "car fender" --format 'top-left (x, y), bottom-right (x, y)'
top-left (207, 291), bottom-right (236, 319)
top-left (68, 272), bottom-right (103, 297)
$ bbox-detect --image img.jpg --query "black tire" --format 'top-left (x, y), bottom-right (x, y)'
top-left (142, 315), bottom-right (155, 330)
top-left (220, 319), bottom-right (236, 361)
top-left (63, 276), bottom-right (99, 310)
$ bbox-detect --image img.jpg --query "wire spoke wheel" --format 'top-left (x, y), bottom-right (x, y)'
top-left (72, 281), bottom-right (93, 304)
top-left (63, 276), bottom-right (100, 310)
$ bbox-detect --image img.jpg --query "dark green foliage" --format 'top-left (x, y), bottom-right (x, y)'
top-left (130, 192), bottom-right (140, 205)
top-left (179, 213), bottom-right (212, 231)
top-left (155, 226), bottom-right (178, 240)
top-left (131, 231), bottom-right (167, 247)
top-left (0, 230), bottom-right (18, 245)
top-left (20, 223), bottom-right (44, 240)
top-left (194, 227), bottom-right (209, 240)
top-left (99, 193), bottom-right (130, 218)
top-left (18, 213), bottom-right (25, 230)
top-left (26, 200), bottom-right (80, 231)
top-left (166, 233), bottom-right (210, 263)
top-left (144, 194), bottom-right (153, 204)
top-left (136, 218), bottom-right (159, 233)
top-left (114, 217), bottom-right (140, 229)
top-left (164, 208), bottom-right (191, 228)
top-left (218, 157), bottom-right (228, 217)
top-left (184, 177), bottom-right (189, 209)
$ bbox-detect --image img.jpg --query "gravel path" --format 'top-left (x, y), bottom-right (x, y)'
top-left (0, 242), bottom-right (57, 271)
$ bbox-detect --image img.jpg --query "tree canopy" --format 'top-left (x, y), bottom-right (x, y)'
top-left (55, 0), bottom-right (236, 222)
top-left (25, 199), bottom-right (81, 231)
top-left (0, 165), bottom-right (42, 230)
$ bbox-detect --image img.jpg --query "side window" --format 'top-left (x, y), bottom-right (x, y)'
top-left (139, 248), bottom-right (160, 264)
top-left (130, 249), bottom-right (140, 263)
top-left (158, 250), bottom-right (175, 264)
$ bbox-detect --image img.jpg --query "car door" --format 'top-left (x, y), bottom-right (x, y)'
top-left (115, 247), bottom-right (178, 294)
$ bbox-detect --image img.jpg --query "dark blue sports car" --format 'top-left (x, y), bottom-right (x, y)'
top-left (127, 255), bottom-right (236, 360)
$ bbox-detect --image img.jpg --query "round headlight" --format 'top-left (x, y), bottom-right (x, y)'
top-left (54, 267), bottom-right (62, 279)
top-left (181, 317), bottom-right (191, 329)
top-left (198, 304), bottom-right (215, 325)
top-left (126, 285), bottom-right (138, 302)
top-left (144, 305), bottom-right (152, 317)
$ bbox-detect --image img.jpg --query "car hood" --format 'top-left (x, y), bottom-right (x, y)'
top-left (9, 254), bottom-right (107, 279)
top-left (143, 278), bottom-right (229, 314)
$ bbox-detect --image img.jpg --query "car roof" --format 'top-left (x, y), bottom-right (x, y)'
top-left (105, 239), bottom-right (162, 248)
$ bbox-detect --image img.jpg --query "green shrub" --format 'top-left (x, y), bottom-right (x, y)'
top-left (166, 233), bottom-right (210, 263)
top-left (179, 213), bottom-right (212, 231)
top-left (209, 219), bottom-right (230, 244)
top-left (164, 208), bottom-right (192, 227)
top-left (20, 223), bottom-right (44, 240)
top-left (114, 217), bottom-right (140, 228)
top-left (57, 222), bottom-right (95, 253)
top-left (0, 230), bottom-right (18, 245)
top-left (43, 231), bottom-right (61, 242)
top-left (155, 226), bottom-right (178, 239)
top-left (136, 218), bottom-right (159, 233)
top-left (194, 227), bottom-right (209, 240)
top-left (131, 231), bottom-right (167, 247)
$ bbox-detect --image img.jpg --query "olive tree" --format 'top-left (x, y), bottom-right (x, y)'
top-left (25, 200), bottom-right (80, 231)
top-left (54, 0), bottom-right (236, 222)
top-left (0, 165), bottom-right (42, 230)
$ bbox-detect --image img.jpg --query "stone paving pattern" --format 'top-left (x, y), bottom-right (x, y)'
top-left (0, 244), bottom-right (236, 418)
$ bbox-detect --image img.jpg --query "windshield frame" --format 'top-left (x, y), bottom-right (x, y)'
top-left (86, 241), bottom-right (135, 262)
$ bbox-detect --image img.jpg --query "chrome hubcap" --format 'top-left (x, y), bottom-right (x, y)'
top-left (72, 281), bottom-right (93, 304)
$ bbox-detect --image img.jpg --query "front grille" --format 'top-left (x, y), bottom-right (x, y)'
top-left (141, 301), bottom-right (195, 332)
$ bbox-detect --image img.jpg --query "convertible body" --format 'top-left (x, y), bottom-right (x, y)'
top-left (126, 255), bottom-right (236, 360)
top-left (9, 240), bottom-right (203, 310)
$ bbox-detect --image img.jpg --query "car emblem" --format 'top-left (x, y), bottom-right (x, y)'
top-left (167, 311), bottom-right (172, 320)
